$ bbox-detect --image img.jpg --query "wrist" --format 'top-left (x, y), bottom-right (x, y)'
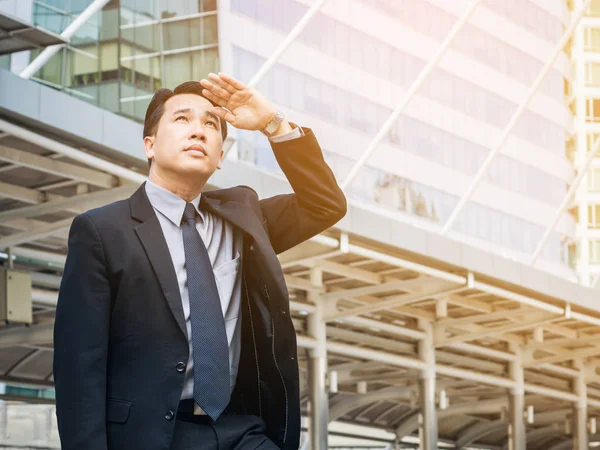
top-left (269, 119), bottom-right (292, 137)
top-left (260, 109), bottom-right (287, 137)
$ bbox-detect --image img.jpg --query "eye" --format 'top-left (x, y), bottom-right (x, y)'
top-left (206, 120), bottom-right (217, 128)
top-left (176, 116), bottom-right (188, 122)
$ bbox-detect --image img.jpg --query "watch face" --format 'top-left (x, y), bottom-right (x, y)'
top-left (261, 111), bottom-right (284, 136)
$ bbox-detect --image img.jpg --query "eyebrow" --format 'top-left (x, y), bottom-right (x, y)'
top-left (172, 108), bottom-right (220, 129)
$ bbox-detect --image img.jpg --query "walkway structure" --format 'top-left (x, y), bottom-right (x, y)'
top-left (1, 69), bottom-right (600, 449)
top-left (0, 0), bottom-right (599, 448)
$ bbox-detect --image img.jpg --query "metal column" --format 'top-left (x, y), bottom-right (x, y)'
top-left (573, 368), bottom-right (588, 450)
top-left (307, 268), bottom-right (328, 449)
top-left (418, 322), bottom-right (437, 450)
top-left (508, 348), bottom-right (525, 450)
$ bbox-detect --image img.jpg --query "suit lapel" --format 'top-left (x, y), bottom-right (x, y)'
top-left (130, 184), bottom-right (187, 340)
top-left (201, 195), bottom-right (268, 247)
top-left (202, 194), bottom-right (287, 307)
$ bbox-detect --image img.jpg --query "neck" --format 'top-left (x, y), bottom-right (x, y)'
top-left (149, 168), bottom-right (206, 203)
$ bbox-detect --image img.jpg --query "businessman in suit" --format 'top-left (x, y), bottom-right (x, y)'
top-left (53, 72), bottom-right (346, 450)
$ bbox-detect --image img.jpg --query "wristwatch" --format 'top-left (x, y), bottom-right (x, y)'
top-left (260, 110), bottom-right (285, 137)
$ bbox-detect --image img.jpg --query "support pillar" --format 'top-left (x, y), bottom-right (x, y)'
top-left (307, 268), bottom-right (328, 449)
top-left (573, 366), bottom-right (588, 450)
top-left (508, 347), bottom-right (525, 450)
top-left (418, 322), bottom-right (437, 450)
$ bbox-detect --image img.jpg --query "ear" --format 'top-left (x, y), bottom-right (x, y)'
top-left (143, 136), bottom-right (155, 160)
top-left (216, 149), bottom-right (224, 170)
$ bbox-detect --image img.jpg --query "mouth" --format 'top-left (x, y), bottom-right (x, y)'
top-left (185, 145), bottom-right (207, 157)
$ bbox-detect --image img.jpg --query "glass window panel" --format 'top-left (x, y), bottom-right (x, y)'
top-left (201, 0), bottom-right (217, 12)
top-left (100, 7), bottom-right (120, 40)
top-left (334, 23), bottom-right (350, 64)
top-left (255, 0), bottom-right (274, 28)
top-left (192, 48), bottom-right (219, 81)
top-left (0, 55), bottom-right (10, 70)
top-left (34, 3), bottom-right (69, 34)
top-left (160, 0), bottom-right (201, 18)
top-left (163, 20), bottom-right (190, 51)
top-left (272, 65), bottom-right (290, 106)
top-left (164, 53), bottom-right (192, 88)
top-left (202, 15), bottom-right (218, 45)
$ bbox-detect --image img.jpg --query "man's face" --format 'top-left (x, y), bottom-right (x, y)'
top-left (144, 94), bottom-right (224, 178)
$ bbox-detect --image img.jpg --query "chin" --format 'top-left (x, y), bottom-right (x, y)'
top-left (178, 162), bottom-right (215, 178)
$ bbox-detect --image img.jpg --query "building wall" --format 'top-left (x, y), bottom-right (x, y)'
top-left (25, 0), bottom-right (219, 121)
top-left (219, 0), bottom-right (574, 276)
top-left (8, 0), bottom-right (577, 277)
top-left (574, 0), bottom-right (600, 285)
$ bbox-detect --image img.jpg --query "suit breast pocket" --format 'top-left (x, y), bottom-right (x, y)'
top-left (214, 252), bottom-right (242, 321)
top-left (214, 252), bottom-right (241, 280)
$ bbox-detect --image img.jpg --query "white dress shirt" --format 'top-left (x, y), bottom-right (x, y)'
top-left (145, 125), bottom-right (303, 401)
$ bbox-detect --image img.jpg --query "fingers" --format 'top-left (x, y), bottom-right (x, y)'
top-left (208, 73), bottom-right (237, 95)
top-left (200, 78), bottom-right (231, 102)
top-left (210, 106), bottom-right (236, 124)
top-left (201, 88), bottom-right (228, 108)
top-left (216, 72), bottom-right (246, 91)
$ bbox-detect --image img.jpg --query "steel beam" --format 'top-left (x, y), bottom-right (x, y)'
top-left (249, 0), bottom-right (328, 87)
top-left (325, 285), bottom-right (466, 322)
top-left (0, 218), bottom-right (73, 248)
top-left (441, 0), bottom-right (593, 234)
top-left (341, 0), bottom-right (481, 190)
top-left (455, 419), bottom-right (506, 449)
top-left (0, 118), bottom-right (146, 183)
top-left (0, 145), bottom-right (118, 188)
top-left (435, 315), bottom-right (559, 347)
top-left (0, 184), bottom-right (136, 224)
top-left (20, 0), bottom-right (111, 79)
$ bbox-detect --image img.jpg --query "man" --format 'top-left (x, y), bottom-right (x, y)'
top-left (53, 72), bottom-right (346, 450)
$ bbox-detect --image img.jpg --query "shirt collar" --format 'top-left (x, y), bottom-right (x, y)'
top-left (145, 179), bottom-right (203, 227)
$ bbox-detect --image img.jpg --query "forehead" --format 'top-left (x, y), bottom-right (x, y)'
top-left (163, 93), bottom-right (213, 114)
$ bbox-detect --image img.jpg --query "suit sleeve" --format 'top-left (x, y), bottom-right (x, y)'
top-left (259, 127), bottom-right (347, 254)
top-left (53, 213), bottom-right (111, 450)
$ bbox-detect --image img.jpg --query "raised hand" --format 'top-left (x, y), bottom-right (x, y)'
top-left (200, 73), bottom-right (278, 131)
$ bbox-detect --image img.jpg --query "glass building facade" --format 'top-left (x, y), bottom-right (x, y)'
top-left (30, 0), bottom-right (218, 120)
top-left (229, 0), bottom-right (571, 266)
top-left (7, 0), bottom-right (573, 269)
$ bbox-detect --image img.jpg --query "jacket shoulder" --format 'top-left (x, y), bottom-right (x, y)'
top-left (207, 185), bottom-right (259, 203)
top-left (79, 198), bottom-right (131, 230)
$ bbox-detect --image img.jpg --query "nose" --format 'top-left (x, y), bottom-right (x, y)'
top-left (189, 121), bottom-right (207, 142)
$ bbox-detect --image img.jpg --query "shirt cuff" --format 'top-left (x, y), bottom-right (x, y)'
top-left (268, 124), bottom-right (304, 143)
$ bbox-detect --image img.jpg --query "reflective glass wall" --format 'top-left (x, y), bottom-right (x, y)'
top-left (31, 0), bottom-right (219, 121)
top-left (230, 0), bottom-right (570, 265)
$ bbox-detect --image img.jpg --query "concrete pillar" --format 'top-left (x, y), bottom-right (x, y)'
top-left (307, 268), bottom-right (328, 449)
top-left (508, 347), bottom-right (525, 450)
top-left (0, 402), bottom-right (7, 440)
top-left (418, 322), bottom-right (437, 450)
top-left (573, 369), bottom-right (588, 450)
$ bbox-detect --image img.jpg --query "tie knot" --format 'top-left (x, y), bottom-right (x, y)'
top-left (183, 203), bottom-right (196, 223)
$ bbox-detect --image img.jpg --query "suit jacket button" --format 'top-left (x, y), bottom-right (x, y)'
top-left (176, 362), bottom-right (186, 373)
top-left (165, 410), bottom-right (174, 421)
